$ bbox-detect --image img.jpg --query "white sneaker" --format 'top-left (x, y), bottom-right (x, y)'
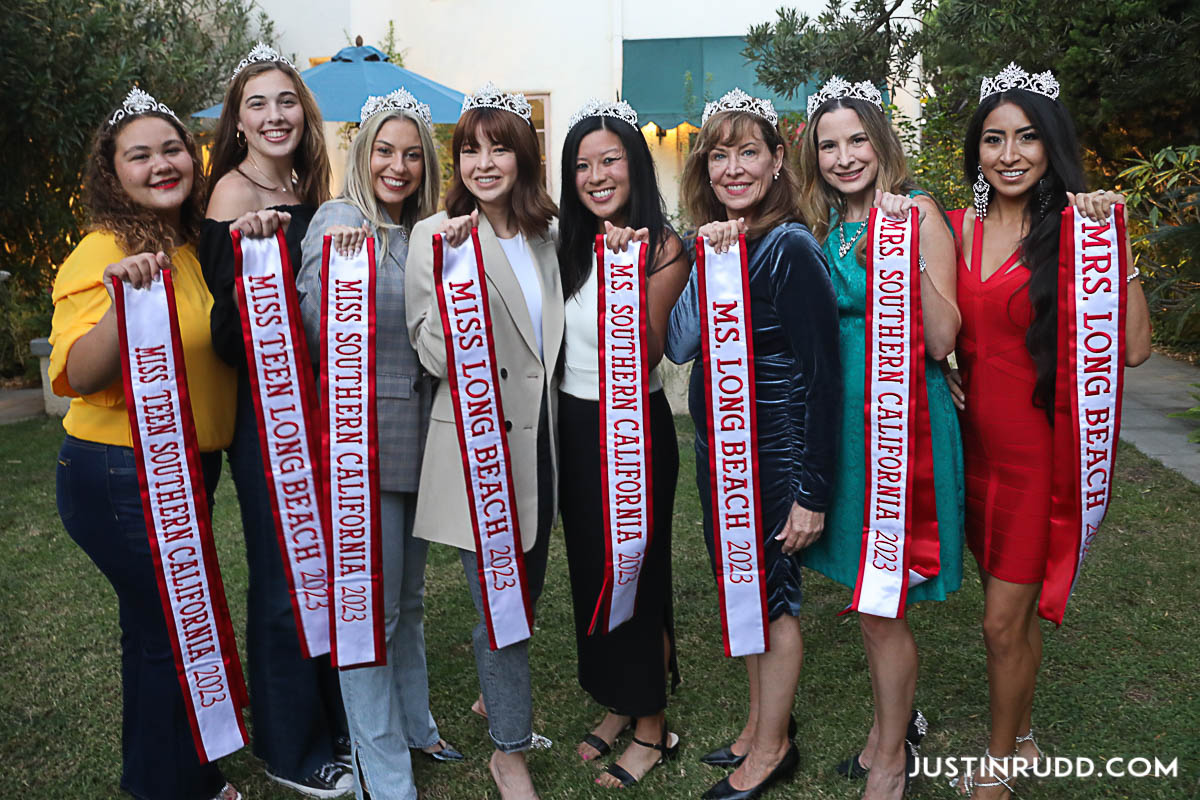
top-left (266, 761), bottom-right (354, 798)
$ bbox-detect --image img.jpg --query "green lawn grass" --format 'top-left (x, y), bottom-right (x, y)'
top-left (2, 415), bottom-right (1197, 798)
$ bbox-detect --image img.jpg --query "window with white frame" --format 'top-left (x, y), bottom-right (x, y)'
top-left (522, 92), bottom-right (551, 191)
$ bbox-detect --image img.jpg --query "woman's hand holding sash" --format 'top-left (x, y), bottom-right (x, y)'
top-left (114, 272), bottom-right (248, 762)
top-left (849, 208), bottom-right (940, 618)
top-left (1042, 205), bottom-right (1128, 624)
top-left (591, 235), bottom-right (653, 635)
top-left (233, 230), bottom-right (331, 658)
top-left (320, 236), bottom-right (384, 668)
top-left (433, 229), bottom-right (534, 650)
top-left (697, 234), bottom-right (769, 657)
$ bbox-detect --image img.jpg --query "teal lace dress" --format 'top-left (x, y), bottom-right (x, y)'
top-left (803, 207), bottom-right (965, 604)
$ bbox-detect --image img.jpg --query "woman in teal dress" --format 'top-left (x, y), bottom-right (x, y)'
top-left (797, 79), bottom-right (965, 800)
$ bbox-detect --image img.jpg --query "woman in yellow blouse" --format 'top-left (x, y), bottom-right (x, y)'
top-left (49, 89), bottom-right (239, 800)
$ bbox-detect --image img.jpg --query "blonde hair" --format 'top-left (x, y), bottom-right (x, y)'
top-left (797, 98), bottom-right (916, 262)
top-left (341, 110), bottom-right (440, 251)
top-left (680, 112), bottom-right (802, 238)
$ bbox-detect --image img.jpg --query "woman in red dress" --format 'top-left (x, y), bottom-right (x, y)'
top-left (947, 65), bottom-right (1151, 797)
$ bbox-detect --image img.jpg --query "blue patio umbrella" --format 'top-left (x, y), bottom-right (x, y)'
top-left (194, 45), bottom-right (465, 123)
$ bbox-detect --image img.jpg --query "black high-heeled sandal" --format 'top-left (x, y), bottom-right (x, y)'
top-left (700, 742), bottom-right (799, 799)
top-left (700, 715), bottom-right (797, 768)
top-left (601, 722), bottom-right (680, 788)
top-left (835, 709), bottom-right (927, 779)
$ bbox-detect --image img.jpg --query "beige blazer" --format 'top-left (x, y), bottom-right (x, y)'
top-left (405, 210), bottom-right (563, 552)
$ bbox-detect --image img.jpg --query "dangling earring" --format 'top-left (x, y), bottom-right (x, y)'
top-left (1036, 177), bottom-right (1053, 216)
top-left (236, 129), bottom-right (247, 148)
top-left (973, 166), bottom-right (991, 220)
top-left (773, 170), bottom-right (780, 181)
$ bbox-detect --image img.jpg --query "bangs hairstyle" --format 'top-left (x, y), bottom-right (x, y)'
top-left (445, 107), bottom-right (556, 237)
top-left (964, 89), bottom-right (1086, 424)
top-left (798, 97), bottom-right (918, 260)
top-left (205, 61), bottom-right (331, 208)
top-left (340, 109), bottom-right (440, 252)
top-left (84, 111), bottom-right (206, 254)
top-left (680, 111), bottom-right (801, 239)
top-left (557, 115), bottom-right (677, 299)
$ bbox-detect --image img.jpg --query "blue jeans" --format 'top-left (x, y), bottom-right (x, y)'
top-left (339, 491), bottom-right (440, 800)
top-left (228, 373), bottom-right (347, 780)
top-left (56, 436), bottom-right (227, 800)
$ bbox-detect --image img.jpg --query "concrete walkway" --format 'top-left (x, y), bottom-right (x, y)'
top-left (1121, 352), bottom-right (1200, 483)
top-left (0, 387), bottom-right (44, 425)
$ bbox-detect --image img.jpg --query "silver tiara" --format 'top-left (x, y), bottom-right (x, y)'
top-left (702, 88), bottom-right (778, 127)
top-left (108, 87), bottom-right (178, 127)
top-left (567, 98), bottom-right (638, 132)
top-left (231, 42), bottom-right (295, 81)
top-left (980, 63), bottom-right (1060, 103)
top-left (806, 75), bottom-right (884, 117)
top-left (360, 87), bottom-right (433, 129)
top-left (461, 82), bottom-right (532, 122)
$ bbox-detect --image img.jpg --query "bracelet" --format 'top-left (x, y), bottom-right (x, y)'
top-left (918, 254), bottom-right (927, 273)
top-left (1127, 266), bottom-right (1140, 283)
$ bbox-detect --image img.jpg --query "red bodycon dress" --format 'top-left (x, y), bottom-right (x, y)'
top-left (952, 209), bottom-right (1051, 584)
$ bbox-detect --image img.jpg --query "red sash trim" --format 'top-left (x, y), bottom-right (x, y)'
top-left (232, 230), bottom-right (331, 658)
top-left (319, 237), bottom-right (385, 668)
top-left (697, 235), bottom-right (769, 657)
top-left (114, 272), bottom-right (248, 763)
top-left (849, 209), bottom-right (939, 618)
top-left (434, 230), bottom-right (534, 650)
top-left (1042, 206), bottom-right (1127, 624)
top-left (593, 237), bottom-right (654, 635)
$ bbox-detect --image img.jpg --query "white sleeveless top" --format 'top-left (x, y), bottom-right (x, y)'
top-left (561, 262), bottom-right (663, 401)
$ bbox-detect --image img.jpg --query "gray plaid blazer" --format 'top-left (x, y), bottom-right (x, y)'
top-left (296, 200), bottom-right (430, 494)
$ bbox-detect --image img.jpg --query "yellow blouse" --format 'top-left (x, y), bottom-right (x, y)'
top-left (49, 232), bottom-right (235, 451)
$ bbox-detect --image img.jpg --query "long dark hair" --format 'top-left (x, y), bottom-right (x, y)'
top-left (85, 111), bottom-right (206, 253)
top-left (557, 115), bottom-right (676, 299)
top-left (205, 61), bottom-right (330, 208)
top-left (445, 107), bottom-right (556, 237)
top-left (964, 89), bottom-right (1086, 422)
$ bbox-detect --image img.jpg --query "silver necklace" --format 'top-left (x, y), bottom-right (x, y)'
top-left (837, 221), bottom-right (866, 258)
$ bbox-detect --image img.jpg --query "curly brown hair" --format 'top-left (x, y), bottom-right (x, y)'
top-left (205, 61), bottom-right (330, 209)
top-left (84, 111), bottom-right (206, 254)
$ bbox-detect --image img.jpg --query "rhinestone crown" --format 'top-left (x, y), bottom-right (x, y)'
top-left (980, 62), bottom-right (1060, 103)
top-left (702, 88), bottom-right (778, 127)
top-left (806, 75), bottom-right (884, 117)
top-left (360, 87), bottom-right (433, 129)
top-left (108, 87), bottom-right (177, 128)
top-left (461, 82), bottom-right (532, 122)
top-left (231, 42), bottom-right (295, 81)
top-left (567, 98), bottom-right (638, 132)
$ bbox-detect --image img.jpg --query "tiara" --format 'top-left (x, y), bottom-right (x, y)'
top-left (567, 98), bottom-right (638, 132)
top-left (806, 75), bottom-right (884, 117)
top-left (461, 82), bottom-right (532, 122)
top-left (107, 87), bottom-right (178, 127)
top-left (979, 62), bottom-right (1060, 102)
top-left (360, 87), bottom-right (433, 129)
top-left (702, 88), bottom-right (778, 127)
top-left (231, 42), bottom-right (295, 81)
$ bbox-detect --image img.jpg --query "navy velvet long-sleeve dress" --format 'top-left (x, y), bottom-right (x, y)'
top-left (666, 222), bottom-right (841, 619)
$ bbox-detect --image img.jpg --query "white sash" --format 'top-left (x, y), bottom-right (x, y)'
top-left (233, 231), bottom-right (330, 657)
top-left (320, 238), bottom-right (383, 668)
top-left (697, 235), bottom-right (769, 657)
top-left (434, 231), bottom-right (533, 650)
top-left (594, 238), bottom-right (653, 634)
top-left (115, 273), bottom-right (247, 762)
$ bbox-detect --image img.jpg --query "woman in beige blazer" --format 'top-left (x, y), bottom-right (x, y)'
top-left (405, 85), bottom-right (562, 800)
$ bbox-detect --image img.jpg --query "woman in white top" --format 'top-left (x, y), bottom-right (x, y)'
top-left (556, 99), bottom-right (690, 789)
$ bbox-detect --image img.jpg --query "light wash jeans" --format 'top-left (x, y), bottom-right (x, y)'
top-left (339, 491), bottom-right (440, 800)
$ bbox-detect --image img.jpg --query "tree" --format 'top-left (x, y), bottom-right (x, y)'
top-left (0, 0), bottom-right (275, 377)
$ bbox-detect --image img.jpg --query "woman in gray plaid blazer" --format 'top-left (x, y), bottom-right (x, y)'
top-left (297, 96), bottom-right (460, 800)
